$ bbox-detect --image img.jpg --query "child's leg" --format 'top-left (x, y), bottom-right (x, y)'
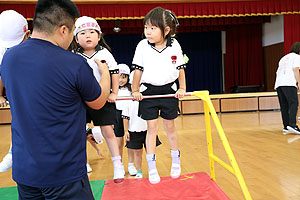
top-left (135, 149), bottom-right (143, 178)
top-left (116, 136), bottom-right (124, 159)
top-left (163, 119), bottom-right (181, 178)
top-left (101, 125), bottom-right (124, 183)
top-left (128, 148), bottom-right (134, 163)
top-left (146, 119), bottom-right (160, 184)
top-left (135, 149), bottom-right (143, 171)
top-left (100, 125), bottom-right (120, 157)
top-left (128, 149), bottom-right (137, 176)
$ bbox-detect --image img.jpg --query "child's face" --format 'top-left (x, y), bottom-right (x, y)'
top-left (76, 29), bottom-right (100, 51)
top-left (119, 74), bottom-right (129, 87)
top-left (144, 22), bottom-right (164, 45)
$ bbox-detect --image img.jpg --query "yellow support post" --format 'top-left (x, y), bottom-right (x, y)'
top-left (203, 99), bottom-right (215, 181)
top-left (192, 91), bottom-right (252, 200)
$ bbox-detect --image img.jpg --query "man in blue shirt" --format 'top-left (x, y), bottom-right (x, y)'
top-left (0, 0), bottom-right (110, 199)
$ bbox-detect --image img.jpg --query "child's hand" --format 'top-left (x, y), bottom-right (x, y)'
top-left (125, 131), bottom-right (130, 141)
top-left (132, 91), bottom-right (143, 101)
top-left (175, 88), bottom-right (185, 99)
top-left (108, 93), bottom-right (117, 103)
top-left (97, 149), bottom-right (104, 157)
top-left (0, 96), bottom-right (8, 107)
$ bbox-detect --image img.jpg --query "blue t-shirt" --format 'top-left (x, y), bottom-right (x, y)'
top-left (0, 38), bottom-right (101, 187)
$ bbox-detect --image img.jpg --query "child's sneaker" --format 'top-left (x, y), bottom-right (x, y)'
top-left (283, 128), bottom-right (293, 135)
top-left (287, 126), bottom-right (300, 135)
top-left (170, 163), bottom-right (181, 179)
top-left (86, 163), bottom-right (92, 173)
top-left (128, 165), bottom-right (137, 176)
top-left (0, 154), bottom-right (12, 172)
top-left (113, 162), bottom-right (124, 184)
top-left (148, 169), bottom-right (160, 184)
top-left (135, 173), bottom-right (143, 179)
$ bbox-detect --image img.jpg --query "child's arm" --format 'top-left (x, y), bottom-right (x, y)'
top-left (87, 135), bottom-right (104, 157)
top-left (108, 73), bottom-right (119, 103)
top-left (131, 70), bottom-right (143, 101)
top-left (123, 118), bottom-right (130, 141)
top-left (175, 68), bottom-right (186, 99)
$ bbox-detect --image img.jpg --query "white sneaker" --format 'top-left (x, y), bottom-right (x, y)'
top-left (86, 163), bottom-right (92, 173)
top-left (128, 165), bottom-right (137, 176)
top-left (287, 126), bottom-right (300, 135)
top-left (283, 128), bottom-right (293, 135)
top-left (170, 163), bottom-right (181, 179)
top-left (148, 169), bottom-right (160, 184)
top-left (113, 162), bottom-right (124, 184)
top-left (135, 173), bottom-right (143, 179)
top-left (0, 154), bottom-right (12, 172)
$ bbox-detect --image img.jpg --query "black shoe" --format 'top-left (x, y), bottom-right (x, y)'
top-left (287, 126), bottom-right (300, 135)
top-left (86, 127), bottom-right (92, 136)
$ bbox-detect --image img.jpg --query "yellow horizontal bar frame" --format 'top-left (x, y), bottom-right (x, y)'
top-left (192, 91), bottom-right (252, 200)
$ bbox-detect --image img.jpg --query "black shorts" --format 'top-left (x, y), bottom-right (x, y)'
top-left (126, 130), bottom-right (162, 149)
top-left (139, 83), bottom-right (179, 120)
top-left (113, 109), bottom-right (124, 137)
top-left (17, 175), bottom-right (94, 200)
top-left (86, 102), bottom-right (116, 126)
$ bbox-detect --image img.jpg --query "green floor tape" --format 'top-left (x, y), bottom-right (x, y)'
top-left (0, 180), bottom-right (105, 200)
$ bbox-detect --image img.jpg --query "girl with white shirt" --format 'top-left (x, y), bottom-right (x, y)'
top-left (131, 7), bottom-right (186, 184)
top-left (114, 64), bottom-right (137, 176)
top-left (74, 16), bottom-right (124, 183)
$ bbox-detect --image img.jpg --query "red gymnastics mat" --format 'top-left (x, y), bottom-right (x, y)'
top-left (101, 172), bottom-right (230, 200)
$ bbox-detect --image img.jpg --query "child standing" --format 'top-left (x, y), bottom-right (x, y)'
top-left (114, 64), bottom-right (137, 176)
top-left (123, 72), bottom-right (162, 179)
top-left (74, 16), bottom-right (124, 183)
top-left (131, 7), bottom-right (186, 184)
top-left (0, 10), bottom-right (31, 172)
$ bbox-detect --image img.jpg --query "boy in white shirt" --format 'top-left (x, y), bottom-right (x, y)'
top-left (274, 42), bottom-right (300, 135)
top-left (0, 10), bottom-right (31, 172)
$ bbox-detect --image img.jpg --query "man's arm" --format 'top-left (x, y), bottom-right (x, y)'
top-left (85, 59), bottom-right (111, 110)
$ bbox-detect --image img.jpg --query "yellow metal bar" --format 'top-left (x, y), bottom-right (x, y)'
top-left (192, 91), bottom-right (252, 200)
top-left (203, 101), bottom-right (215, 181)
top-left (209, 154), bottom-right (235, 175)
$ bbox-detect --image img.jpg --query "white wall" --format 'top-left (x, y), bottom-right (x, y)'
top-left (262, 15), bottom-right (284, 47)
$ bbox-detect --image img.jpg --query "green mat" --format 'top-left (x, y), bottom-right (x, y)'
top-left (0, 180), bottom-right (105, 200)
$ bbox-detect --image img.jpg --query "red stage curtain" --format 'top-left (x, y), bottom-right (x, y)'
top-left (0, 0), bottom-right (299, 20)
top-left (284, 14), bottom-right (300, 54)
top-left (225, 24), bottom-right (264, 93)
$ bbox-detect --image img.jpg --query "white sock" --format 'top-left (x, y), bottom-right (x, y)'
top-left (171, 149), bottom-right (180, 165)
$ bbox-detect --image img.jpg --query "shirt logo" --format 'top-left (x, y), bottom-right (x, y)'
top-left (171, 55), bottom-right (177, 64)
top-left (23, 25), bottom-right (27, 33)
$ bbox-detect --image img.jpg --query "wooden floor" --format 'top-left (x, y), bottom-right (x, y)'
top-left (1, 110), bottom-right (300, 200)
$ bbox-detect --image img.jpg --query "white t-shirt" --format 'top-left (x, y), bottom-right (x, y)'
top-left (274, 53), bottom-right (300, 89)
top-left (122, 100), bottom-right (147, 132)
top-left (0, 47), bottom-right (7, 64)
top-left (132, 38), bottom-right (186, 86)
top-left (77, 46), bottom-right (118, 82)
top-left (115, 87), bottom-right (131, 111)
